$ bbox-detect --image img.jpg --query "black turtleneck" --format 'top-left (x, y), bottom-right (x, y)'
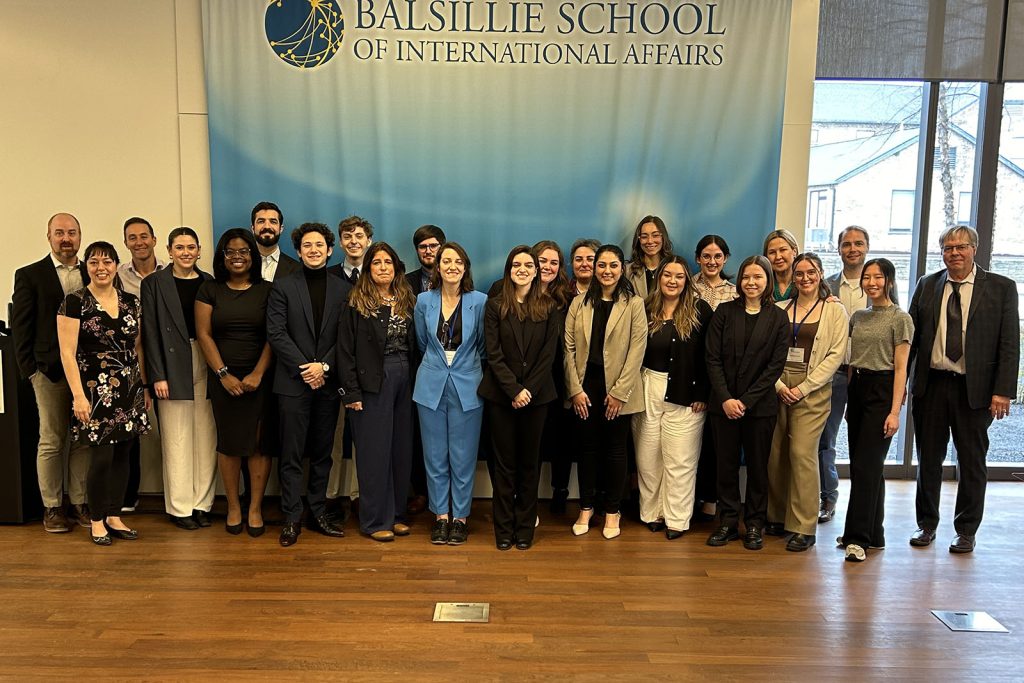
top-left (303, 265), bottom-right (327, 340)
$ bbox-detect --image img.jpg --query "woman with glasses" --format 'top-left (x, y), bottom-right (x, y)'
top-left (413, 242), bottom-right (488, 545)
top-left (766, 253), bottom-right (848, 552)
top-left (626, 216), bottom-right (673, 299)
top-left (565, 244), bottom-right (647, 540)
top-left (764, 229), bottom-right (799, 302)
top-left (195, 229), bottom-right (273, 536)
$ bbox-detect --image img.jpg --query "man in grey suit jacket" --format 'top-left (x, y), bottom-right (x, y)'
top-left (908, 225), bottom-right (1019, 553)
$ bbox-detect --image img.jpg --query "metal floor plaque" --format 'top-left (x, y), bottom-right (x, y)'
top-left (433, 602), bottom-right (490, 623)
top-left (931, 610), bottom-right (1009, 633)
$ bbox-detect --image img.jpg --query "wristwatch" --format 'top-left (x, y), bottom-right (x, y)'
top-left (321, 362), bottom-right (330, 374)
top-left (216, 366), bottom-right (229, 378)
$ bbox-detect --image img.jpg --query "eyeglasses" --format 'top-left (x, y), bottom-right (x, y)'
top-left (699, 253), bottom-right (725, 262)
top-left (224, 248), bottom-right (251, 258)
top-left (417, 242), bottom-right (441, 252)
top-left (942, 243), bottom-right (973, 254)
top-left (794, 271), bottom-right (820, 281)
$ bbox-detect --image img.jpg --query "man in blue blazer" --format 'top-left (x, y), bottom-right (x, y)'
top-left (267, 222), bottom-right (352, 547)
top-left (908, 225), bottom-right (1019, 554)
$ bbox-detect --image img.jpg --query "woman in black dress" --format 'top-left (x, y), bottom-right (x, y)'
top-left (57, 241), bottom-right (151, 545)
top-left (195, 229), bottom-right (273, 536)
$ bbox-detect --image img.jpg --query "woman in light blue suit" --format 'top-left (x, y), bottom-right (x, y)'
top-left (413, 242), bottom-right (488, 546)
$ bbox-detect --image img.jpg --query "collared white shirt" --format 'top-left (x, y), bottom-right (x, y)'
top-left (343, 260), bottom-right (361, 281)
top-left (117, 258), bottom-right (166, 298)
top-left (261, 248), bottom-right (281, 282)
top-left (930, 264), bottom-right (976, 375)
top-left (838, 274), bottom-right (868, 318)
top-left (50, 252), bottom-right (83, 295)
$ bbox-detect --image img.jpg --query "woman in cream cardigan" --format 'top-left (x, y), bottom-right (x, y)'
top-left (767, 252), bottom-right (848, 552)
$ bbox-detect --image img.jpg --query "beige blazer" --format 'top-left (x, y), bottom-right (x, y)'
top-left (627, 267), bottom-right (649, 300)
top-left (564, 292), bottom-right (648, 415)
top-left (774, 299), bottom-right (849, 397)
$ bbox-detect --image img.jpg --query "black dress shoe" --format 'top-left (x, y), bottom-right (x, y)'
top-left (786, 533), bottom-right (815, 552)
top-left (515, 539), bottom-right (532, 550)
top-left (430, 519), bottom-right (450, 545)
top-left (192, 510), bottom-right (212, 528)
top-left (106, 526), bottom-right (139, 541)
top-left (549, 488), bottom-right (568, 515)
top-left (909, 528), bottom-right (936, 547)
top-left (313, 514), bottom-right (346, 538)
top-left (743, 526), bottom-right (764, 550)
top-left (706, 526), bottom-right (739, 546)
top-left (225, 521), bottom-right (244, 535)
top-left (949, 534), bottom-right (976, 554)
top-left (646, 520), bottom-right (667, 533)
top-left (818, 501), bottom-right (836, 524)
top-left (279, 522), bottom-right (301, 547)
top-left (496, 538), bottom-right (514, 551)
top-left (91, 533), bottom-right (113, 546)
top-left (665, 528), bottom-right (685, 540)
top-left (448, 519), bottom-right (469, 545)
top-left (171, 515), bottom-right (200, 531)
top-left (247, 524), bottom-right (266, 538)
top-left (764, 522), bottom-right (786, 536)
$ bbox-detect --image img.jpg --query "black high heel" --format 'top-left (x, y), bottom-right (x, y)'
top-left (247, 524), bottom-right (266, 538)
top-left (226, 522), bottom-right (244, 535)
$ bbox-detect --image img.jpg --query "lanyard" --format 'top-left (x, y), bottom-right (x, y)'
top-left (788, 298), bottom-right (820, 346)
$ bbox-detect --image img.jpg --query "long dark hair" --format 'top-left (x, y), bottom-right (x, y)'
top-left (791, 252), bottom-right (829, 300)
top-left (213, 229), bottom-right (262, 284)
top-left (532, 239), bottom-right (569, 310)
top-left (498, 245), bottom-right (551, 322)
top-left (584, 244), bottom-right (634, 305)
top-left (428, 242), bottom-right (475, 293)
top-left (628, 215), bottom-right (673, 276)
top-left (861, 258), bottom-right (898, 303)
top-left (348, 242), bottom-right (416, 319)
top-left (694, 234), bottom-right (733, 281)
top-left (735, 255), bottom-right (775, 308)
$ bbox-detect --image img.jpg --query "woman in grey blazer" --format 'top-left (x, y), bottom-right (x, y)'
top-left (565, 244), bottom-right (647, 540)
top-left (141, 227), bottom-right (216, 531)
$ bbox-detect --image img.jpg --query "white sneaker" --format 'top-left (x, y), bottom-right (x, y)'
top-left (844, 544), bottom-right (866, 562)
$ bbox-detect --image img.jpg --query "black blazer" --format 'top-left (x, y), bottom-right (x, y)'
top-left (705, 298), bottom-right (789, 418)
top-left (266, 270), bottom-right (351, 397)
top-left (327, 262), bottom-right (358, 284)
top-left (406, 269), bottom-right (428, 296)
top-left (274, 252), bottom-right (302, 280)
top-left (140, 266), bottom-right (213, 400)
top-left (653, 299), bottom-right (714, 407)
top-left (909, 266), bottom-right (1019, 410)
top-left (336, 301), bottom-right (417, 404)
top-left (477, 298), bottom-right (561, 406)
top-left (11, 255), bottom-right (90, 381)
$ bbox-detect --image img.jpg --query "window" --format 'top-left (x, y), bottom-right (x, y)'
top-left (957, 191), bottom-right (972, 224)
top-left (890, 190), bottom-right (915, 233)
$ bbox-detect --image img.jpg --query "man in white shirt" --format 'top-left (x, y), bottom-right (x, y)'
top-left (117, 217), bottom-right (165, 297)
top-left (328, 215), bottom-right (373, 283)
top-left (251, 201), bottom-right (301, 282)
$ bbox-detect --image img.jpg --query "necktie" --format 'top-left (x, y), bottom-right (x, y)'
top-left (945, 281), bottom-right (963, 362)
top-left (350, 267), bottom-right (359, 283)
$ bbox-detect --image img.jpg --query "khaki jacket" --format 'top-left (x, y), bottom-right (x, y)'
top-left (773, 299), bottom-right (849, 398)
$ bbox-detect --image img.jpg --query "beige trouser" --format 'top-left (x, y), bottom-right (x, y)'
top-left (768, 366), bottom-right (832, 535)
top-left (157, 341), bottom-right (217, 517)
top-left (30, 372), bottom-right (90, 507)
top-left (327, 405), bottom-right (359, 499)
top-left (632, 369), bottom-right (706, 531)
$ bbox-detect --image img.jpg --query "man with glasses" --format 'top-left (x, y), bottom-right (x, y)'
top-left (406, 224), bottom-right (446, 295)
top-left (908, 225), bottom-right (1018, 553)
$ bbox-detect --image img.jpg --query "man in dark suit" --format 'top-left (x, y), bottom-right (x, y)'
top-left (405, 224), bottom-right (445, 295)
top-left (908, 225), bottom-right (1019, 554)
top-left (11, 213), bottom-right (92, 532)
top-left (328, 215), bottom-right (372, 284)
top-left (251, 201), bottom-right (301, 283)
top-left (267, 222), bottom-right (352, 547)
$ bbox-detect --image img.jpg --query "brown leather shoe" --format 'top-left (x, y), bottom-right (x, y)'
top-left (909, 528), bottom-right (936, 547)
top-left (949, 534), bottom-right (976, 554)
top-left (69, 504), bottom-right (91, 528)
top-left (369, 530), bottom-right (395, 542)
top-left (43, 507), bottom-right (70, 533)
top-left (817, 501), bottom-right (836, 524)
top-left (393, 523), bottom-right (411, 536)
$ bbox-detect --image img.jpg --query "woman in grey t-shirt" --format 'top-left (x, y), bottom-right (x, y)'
top-left (838, 258), bottom-right (913, 563)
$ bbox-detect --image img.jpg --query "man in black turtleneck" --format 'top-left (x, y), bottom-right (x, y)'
top-left (267, 222), bottom-right (352, 547)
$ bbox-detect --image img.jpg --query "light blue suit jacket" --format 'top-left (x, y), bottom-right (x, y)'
top-left (413, 289), bottom-right (487, 411)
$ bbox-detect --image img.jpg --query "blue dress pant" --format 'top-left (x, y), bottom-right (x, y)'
top-left (816, 369), bottom-right (847, 506)
top-left (417, 376), bottom-right (483, 519)
top-left (278, 389), bottom-right (341, 524)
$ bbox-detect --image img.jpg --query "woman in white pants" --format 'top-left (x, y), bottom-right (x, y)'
top-left (633, 256), bottom-right (713, 539)
top-left (141, 227), bottom-right (217, 530)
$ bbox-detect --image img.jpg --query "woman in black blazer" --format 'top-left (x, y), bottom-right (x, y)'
top-left (337, 242), bottom-right (418, 542)
top-left (479, 246), bottom-right (561, 550)
top-left (705, 255), bottom-right (788, 551)
top-left (632, 256), bottom-right (713, 540)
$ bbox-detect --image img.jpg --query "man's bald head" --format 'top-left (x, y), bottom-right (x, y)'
top-left (46, 213), bottom-right (82, 264)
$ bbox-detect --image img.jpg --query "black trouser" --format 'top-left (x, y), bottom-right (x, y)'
top-left (913, 369), bottom-right (992, 536)
top-left (89, 440), bottom-right (133, 521)
top-left (489, 400), bottom-right (549, 542)
top-left (545, 403), bottom-right (574, 493)
top-left (350, 356), bottom-right (414, 534)
top-left (121, 436), bottom-right (141, 507)
top-left (842, 370), bottom-right (893, 548)
top-left (576, 365), bottom-right (630, 514)
top-left (278, 389), bottom-right (341, 524)
top-left (712, 413), bottom-right (775, 530)
top-left (694, 420), bottom-right (717, 505)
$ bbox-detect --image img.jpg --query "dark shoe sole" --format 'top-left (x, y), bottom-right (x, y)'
top-left (786, 540), bottom-right (815, 552)
top-left (743, 540), bottom-right (764, 550)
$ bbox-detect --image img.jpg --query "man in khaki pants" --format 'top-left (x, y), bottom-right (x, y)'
top-left (11, 213), bottom-right (92, 532)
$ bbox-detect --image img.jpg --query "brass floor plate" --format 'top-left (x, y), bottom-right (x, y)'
top-left (931, 610), bottom-right (1009, 633)
top-left (433, 602), bottom-right (490, 623)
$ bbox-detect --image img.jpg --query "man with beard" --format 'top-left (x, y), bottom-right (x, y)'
top-left (252, 201), bottom-right (301, 282)
top-left (405, 224), bottom-right (446, 295)
top-left (116, 216), bottom-right (166, 512)
top-left (11, 213), bottom-right (92, 532)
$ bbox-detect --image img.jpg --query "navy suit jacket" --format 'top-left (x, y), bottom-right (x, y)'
top-left (267, 270), bottom-right (351, 397)
top-left (412, 289), bottom-right (487, 411)
top-left (908, 266), bottom-right (1019, 410)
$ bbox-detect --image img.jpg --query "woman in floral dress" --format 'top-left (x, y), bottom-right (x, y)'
top-left (57, 241), bottom-right (151, 546)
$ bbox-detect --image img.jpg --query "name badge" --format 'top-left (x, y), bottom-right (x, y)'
top-left (787, 347), bottom-right (805, 364)
top-left (444, 349), bottom-right (457, 366)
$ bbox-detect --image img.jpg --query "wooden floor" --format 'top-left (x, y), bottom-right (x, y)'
top-left (0, 480), bottom-right (1021, 681)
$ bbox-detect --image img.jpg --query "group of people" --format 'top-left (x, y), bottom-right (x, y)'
top-left (11, 208), bottom-right (1018, 560)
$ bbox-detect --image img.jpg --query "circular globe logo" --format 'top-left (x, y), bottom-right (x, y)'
top-left (265, 0), bottom-right (344, 69)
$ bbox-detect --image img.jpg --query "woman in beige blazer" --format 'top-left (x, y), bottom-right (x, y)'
top-left (626, 215), bottom-right (673, 300)
top-left (565, 244), bottom-right (647, 539)
top-left (767, 253), bottom-right (848, 551)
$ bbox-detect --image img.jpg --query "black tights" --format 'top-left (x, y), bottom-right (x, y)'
top-left (88, 440), bottom-right (132, 521)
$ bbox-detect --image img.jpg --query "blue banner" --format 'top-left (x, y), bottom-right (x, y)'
top-left (203, 0), bottom-right (792, 280)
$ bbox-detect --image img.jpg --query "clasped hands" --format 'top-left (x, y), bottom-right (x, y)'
top-left (299, 361), bottom-right (327, 390)
top-left (571, 391), bottom-right (624, 420)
